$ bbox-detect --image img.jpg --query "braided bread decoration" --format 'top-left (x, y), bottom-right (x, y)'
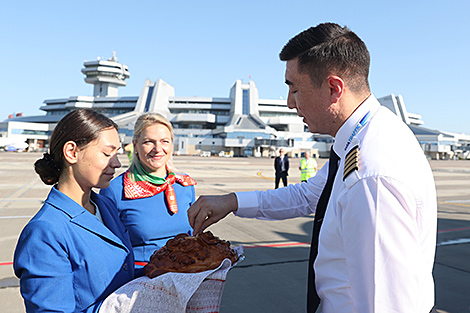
top-left (144, 231), bottom-right (238, 278)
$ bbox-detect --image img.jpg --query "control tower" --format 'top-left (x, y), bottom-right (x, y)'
top-left (81, 52), bottom-right (130, 97)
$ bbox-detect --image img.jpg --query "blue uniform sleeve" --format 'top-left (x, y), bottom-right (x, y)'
top-left (14, 220), bottom-right (76, 312)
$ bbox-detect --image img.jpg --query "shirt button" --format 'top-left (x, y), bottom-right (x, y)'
top-left (123, 263), bottom-right (128, 271)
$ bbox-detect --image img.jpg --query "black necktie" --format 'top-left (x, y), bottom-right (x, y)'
top-left (307, 148), bottom-right (340, 313)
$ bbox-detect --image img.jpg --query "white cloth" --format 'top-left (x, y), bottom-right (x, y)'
top-left (100, 246), bottom-right (243, 313)
top-left (90, 199), bottom-right (103, 223)
top-left (235, 95), bottom-right (437, 313)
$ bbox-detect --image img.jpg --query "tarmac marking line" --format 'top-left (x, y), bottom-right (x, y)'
top-left (438, 200), bottom-right (470, 208)
top-left (234, 258), bottom-right (308, 269)
top-left (257, 171), bottom-right (275, 181)
top-left (0, 177), bottom-right (39, 210)
top-left (437, 227), bottom-right (470, 233)
top-left (443, 199), bottom-right (470, 203)
top-left (434, 261), bottom-right (470, 275)
top-left (0, 262), bottom-right (13, 266)
top-left (0, 235), bottom-right (19, 242)
top-left (0, 216), bottom-right (33, 219)
top-left (244, 242), bottom-right (310, 248)
top-left (437, 238), bottom-right (470, 246)
top-left (0, 198), bottom-right (44, 202)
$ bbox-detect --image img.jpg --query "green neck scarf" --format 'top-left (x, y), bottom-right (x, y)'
top-left (133, 159), bottom-right (171, 185)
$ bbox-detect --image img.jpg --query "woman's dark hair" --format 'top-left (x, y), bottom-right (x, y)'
top-left (34, 109), bottom-right (118, 185)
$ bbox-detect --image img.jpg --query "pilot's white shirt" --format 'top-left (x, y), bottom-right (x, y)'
top-left (235, 95), bottom-right (437, 313)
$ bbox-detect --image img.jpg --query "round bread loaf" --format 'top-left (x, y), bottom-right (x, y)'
top-left (143, 231), bottom-right (238, 278)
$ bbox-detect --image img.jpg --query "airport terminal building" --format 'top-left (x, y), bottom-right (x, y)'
top-left (3, 54), bottom-right (470, 159)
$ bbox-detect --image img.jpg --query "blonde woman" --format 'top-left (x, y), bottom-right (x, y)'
top-left (101, 113), bottom-right (196, 274)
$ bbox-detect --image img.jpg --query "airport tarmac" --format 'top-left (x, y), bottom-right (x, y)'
top-left (0, 153), bottom-right (469, 313)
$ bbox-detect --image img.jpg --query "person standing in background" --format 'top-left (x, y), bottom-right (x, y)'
top-left (299, 150), bottom-right (318, 182)
top-left (274, 148), bottom-right (289, 188)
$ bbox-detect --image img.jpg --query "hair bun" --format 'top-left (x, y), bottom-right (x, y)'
top-left (34, 153), bottom-right (61, 185)
top-left (43, 153), bottom-right (61, 172)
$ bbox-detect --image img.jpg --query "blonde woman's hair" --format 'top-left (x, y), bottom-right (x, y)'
top-left (129, 113), bottom-right (176, 177)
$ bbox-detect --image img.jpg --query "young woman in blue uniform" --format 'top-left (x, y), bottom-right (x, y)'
top-left (100, 113), bottom-right (196, 273)
top-left (14, 109), bottom-right (135, 312)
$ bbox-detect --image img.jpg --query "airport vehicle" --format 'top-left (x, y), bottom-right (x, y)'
top-left (0, 138), bottom-right (29, 152)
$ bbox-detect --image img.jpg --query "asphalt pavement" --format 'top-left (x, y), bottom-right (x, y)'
top-left (0, 153), bottom-right (469, 313)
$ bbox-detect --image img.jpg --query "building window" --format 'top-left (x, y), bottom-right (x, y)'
top-left (144, 85), bottom-right (155, 112)
top-left (11, 128), bottom-right (50, 135)
top-left (242, 89), bottom-right (249, 115)
top-left (226, 132), bottom-right (270, 140)
top-left (244, 147), bottom-right (253, 157)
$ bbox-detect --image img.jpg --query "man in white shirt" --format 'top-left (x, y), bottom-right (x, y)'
top-left (188, 22), bottom-right (436, 313)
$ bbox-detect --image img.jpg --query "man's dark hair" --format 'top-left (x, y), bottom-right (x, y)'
top-left (280, 22), bottom-right (370, 93)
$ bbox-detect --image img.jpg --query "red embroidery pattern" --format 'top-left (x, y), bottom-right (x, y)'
top-left (123, 170), bottom-right (196, 214)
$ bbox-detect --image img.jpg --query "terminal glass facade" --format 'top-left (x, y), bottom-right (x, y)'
top-left (242, 89), bottom-right (249, 114)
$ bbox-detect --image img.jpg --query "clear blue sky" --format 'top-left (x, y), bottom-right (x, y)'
top-left (1, 1), bottom-right (469, 134)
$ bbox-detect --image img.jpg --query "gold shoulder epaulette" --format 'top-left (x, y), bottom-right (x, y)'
top-left (343, 145), bottom-right (359, 181)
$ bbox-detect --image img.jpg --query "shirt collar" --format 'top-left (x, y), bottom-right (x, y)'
top-left (333, 94), bottom-right (381, 159)
top-left (46, 186), bottom-right (99, 218)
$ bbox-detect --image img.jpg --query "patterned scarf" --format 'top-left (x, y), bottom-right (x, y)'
top-left (123, 162), bottom-right (196, 214)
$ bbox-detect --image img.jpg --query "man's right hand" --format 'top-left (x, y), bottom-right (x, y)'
top-left (187, 193), bottom-right (238, 234)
